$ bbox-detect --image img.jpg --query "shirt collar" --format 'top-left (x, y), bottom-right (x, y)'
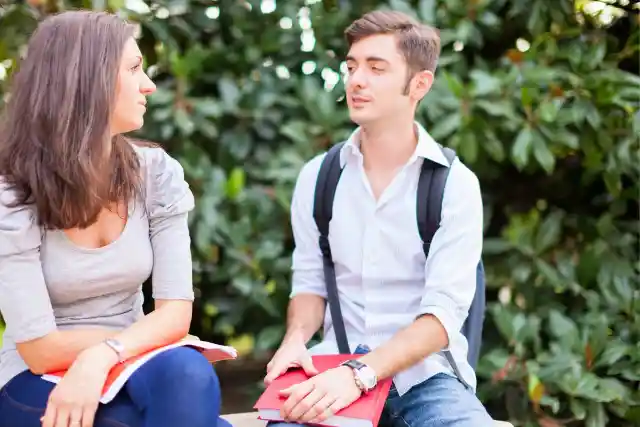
top-left (339, 121), bottom-right (451, 168)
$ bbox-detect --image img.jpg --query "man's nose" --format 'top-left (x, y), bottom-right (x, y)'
top-left (347, 67), bottom-right (367, 89)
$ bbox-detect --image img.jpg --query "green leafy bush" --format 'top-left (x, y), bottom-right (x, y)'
top-left (0, 0), bottom-right (638, 425)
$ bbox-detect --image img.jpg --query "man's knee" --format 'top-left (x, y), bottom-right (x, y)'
top-left (390, 374), bottom-right (493, 427)
top-left (151, 347), bottom-right (221, 394)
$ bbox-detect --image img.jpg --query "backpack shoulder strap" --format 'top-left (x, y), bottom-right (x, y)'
top-left (416, 146), bottom-right (456, 257)
top-left (416, 146), bottom-right (477, 388)
top-left (312, 141), bottom-right (350, 354)
top-left (313, 142), bottom-right (345, 243)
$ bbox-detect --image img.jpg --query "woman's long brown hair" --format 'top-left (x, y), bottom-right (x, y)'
top-left (0, 10), bottom-right (144, 230)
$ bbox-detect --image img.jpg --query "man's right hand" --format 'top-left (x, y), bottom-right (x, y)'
top-left (264, 336), bottom-right (318, 385)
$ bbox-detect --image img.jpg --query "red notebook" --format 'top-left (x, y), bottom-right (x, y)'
top-left (42, 339), bottom-right (237, 404)
top-left (254, 355), bottom-right (392, 427)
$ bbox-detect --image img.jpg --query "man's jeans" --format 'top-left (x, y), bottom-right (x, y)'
top-left (269, 345), bottom-right (494, 427)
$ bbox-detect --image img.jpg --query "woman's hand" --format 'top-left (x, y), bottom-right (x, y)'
top-left (41, 343), bottom-right (117, 427)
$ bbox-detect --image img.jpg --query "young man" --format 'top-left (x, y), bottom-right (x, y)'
top-left (264, 10), bottom-right (494, 427)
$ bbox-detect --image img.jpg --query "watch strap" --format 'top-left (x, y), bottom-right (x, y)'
top-left (103, 338), bottom-right (125, 363)
top-left (341, 359), bottom-right (367, 370)
top-left (341, 359), bottom-right (376, 393)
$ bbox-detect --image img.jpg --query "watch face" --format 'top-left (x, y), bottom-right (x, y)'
top-left (358, 366), bottom-right (377, 390)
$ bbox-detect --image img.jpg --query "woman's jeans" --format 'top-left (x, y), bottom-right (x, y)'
top-left (0, 347), bottom-right (231, 427)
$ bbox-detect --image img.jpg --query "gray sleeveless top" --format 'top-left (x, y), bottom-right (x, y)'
top-left (0, 145), bottom-right (195, 390)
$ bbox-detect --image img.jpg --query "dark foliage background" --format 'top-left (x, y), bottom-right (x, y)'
top-left (0, 0), bottom-right (638, 425)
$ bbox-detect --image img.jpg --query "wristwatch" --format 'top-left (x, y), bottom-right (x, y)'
top-left (341, 359), bottom-right (378, 393)
top-left (103, 338), bottom-right (125, 363)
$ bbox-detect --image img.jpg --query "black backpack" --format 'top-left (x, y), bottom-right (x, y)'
top-left (312, 141), bottom-right (486, 388)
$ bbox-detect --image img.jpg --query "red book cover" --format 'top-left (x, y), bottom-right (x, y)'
top-left (254, 355), bottom-right (392, 427)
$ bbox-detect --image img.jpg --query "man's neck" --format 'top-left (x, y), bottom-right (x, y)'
top-left (359, 118), bottom-right (418, 171)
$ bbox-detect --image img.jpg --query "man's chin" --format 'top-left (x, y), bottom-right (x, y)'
top-left (348, 110), bottom-right (376, 126)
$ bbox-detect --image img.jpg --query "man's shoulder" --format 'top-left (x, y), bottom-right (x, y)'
top-left (294, 143), bottom-right (342, 190)
top-left (447, 155), bottom-right (481, 192)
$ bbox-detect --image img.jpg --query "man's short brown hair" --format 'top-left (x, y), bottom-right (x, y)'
top-left (345, 10), bottom-right (441, 75)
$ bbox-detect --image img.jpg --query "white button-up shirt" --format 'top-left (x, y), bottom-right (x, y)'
top-left (289, 122), bottom-right (483, 396)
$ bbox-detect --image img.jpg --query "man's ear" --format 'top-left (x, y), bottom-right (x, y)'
top-left (409, 70), bottom-right (434, 102)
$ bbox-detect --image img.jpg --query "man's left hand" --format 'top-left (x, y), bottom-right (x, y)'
top-left (279, 366), bottom-right (362, 424)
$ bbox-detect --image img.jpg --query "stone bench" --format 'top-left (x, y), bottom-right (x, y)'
top-left (221, 412), bottom-right (514, 427)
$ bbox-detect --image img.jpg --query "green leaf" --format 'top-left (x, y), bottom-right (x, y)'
top-left (429, 113), bottom-right (461, 140)
top-left (597, 378), bottom-right (630, 402)
top-left (603, 171), bottom-right (622, 197)
top-left (483, 131), bottom-right (506, 161)
top-left (536, 259), bottom-right (565, 289)
top-left (174, 107), bottom-right (195, 135)
top-left (595, 341), bottom-right (629, 368)
top-left (475, 100), bottom-right (519, 122)
top-left (225, 167), bottom-right (245, 199)
top-left (585, 42), bottom-right (607, 71)
top-left (532, 131), bottom-right (555, 174)
top-left (442, 71), bottom-right (465, 98)
top-left (521, 87), bottom-right (535, 107)
top-left (547, 128), bottom-right (579, 149)
top-left (255, 325), bottom-right (284, 351)
top-left (512, 126), bottom-right (533, 169)
top-left (548, 310), bottom-right (578, 342)
top-left (470, 70), bottom-right (501, 96)
top-left (570, 398), bottom-right (587, 420)
top-left (586, 401), bottom-right (607, 427)
top-left (218, 76), bottom-right (241, 111)
top-left (633, 110), bottom-right (640, 135)
top-left (535, 210), bottom-right (563, 253)
top-left (281, 120), bottom-right (309, 145)
top-left (418, 0), bottom-right (436, 23)
top-left (538, 99), bottom-right (563, 122)
top-left (387, 0), bottom-right (418, 19)
top-left (458, 131), bottom-right (478, 163)
top-left (192, 98), bottom-right (222, 117)
top-left (482, 238), bottom-right (512, 254)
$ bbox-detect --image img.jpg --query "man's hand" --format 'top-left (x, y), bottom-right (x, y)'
top-left (279, 366), bottom-right (362, 424)
top-left (264, 335), bottom-right (318, 385)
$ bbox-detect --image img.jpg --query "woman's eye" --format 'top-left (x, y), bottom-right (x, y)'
top-left (131, 64), bottom-right (141, 72)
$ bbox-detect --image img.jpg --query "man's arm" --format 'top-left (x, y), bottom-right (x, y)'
top-left (265, 155), bottom-right (328, 384)
top-left (284, 153), bottom-right (330, 343)
top-left (359, 163), bottom-right (483, 380)
top-left (282, 294), bottom-right (326, 346)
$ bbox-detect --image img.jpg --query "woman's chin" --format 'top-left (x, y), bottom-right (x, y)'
top-left (114, 119), bottom-right (144, 135)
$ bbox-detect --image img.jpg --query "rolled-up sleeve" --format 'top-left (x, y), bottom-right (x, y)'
top-left (142, 148), bottom-right (195, 301)
top-left (0, 186), bottom-right (57, 342)
top-left (289, 154), bottom-right (327, 299)
top-left (418, 159), bottom-right (483, 349)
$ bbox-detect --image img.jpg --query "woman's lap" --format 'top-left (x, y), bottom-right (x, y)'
top-left (0, 347), bottom-right (225, 427)
top-left (0, 369), bottom-right (142, 427)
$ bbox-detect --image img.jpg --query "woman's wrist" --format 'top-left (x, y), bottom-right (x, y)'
top-left (78, 341), bottom-right (120, 371)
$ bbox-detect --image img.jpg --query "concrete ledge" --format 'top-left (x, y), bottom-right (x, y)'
top-left (221, 412), bottom-right (514, 427)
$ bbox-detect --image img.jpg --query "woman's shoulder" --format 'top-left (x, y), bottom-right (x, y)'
top-left (128, 140), bottom-right (194, 218)
top-left (0, 178), bottom-right (41, 255)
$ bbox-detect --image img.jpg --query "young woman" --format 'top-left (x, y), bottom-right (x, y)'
top-left (0, 10), bottom-right (230, 427)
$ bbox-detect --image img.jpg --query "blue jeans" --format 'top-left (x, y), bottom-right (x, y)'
top-left (269, 373), bottom-right (493, 427)
top-left (0, 347), bottom-right (232, 427)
